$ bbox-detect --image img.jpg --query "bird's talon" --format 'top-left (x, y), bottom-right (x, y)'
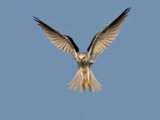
top-left (88, 80), bottom-right (91, 86)
top-left (81, 80), bottom-right (85, 86)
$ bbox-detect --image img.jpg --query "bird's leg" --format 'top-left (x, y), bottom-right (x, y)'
top-left (80, 69), bottom-right (85, 86)
top-left (87, 68), bottom-right (91, 86)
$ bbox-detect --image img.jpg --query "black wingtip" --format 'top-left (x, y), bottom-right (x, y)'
top-left (124, 8), bottom-right (131, 14)
top-left (33, 16), bottom-right (40, 22)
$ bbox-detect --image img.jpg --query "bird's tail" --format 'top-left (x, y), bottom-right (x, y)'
top-left (67, 70), bottom-right (102, 92)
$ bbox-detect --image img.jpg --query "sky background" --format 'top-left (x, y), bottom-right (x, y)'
top-left (0, 0), bottom-right (160, 120)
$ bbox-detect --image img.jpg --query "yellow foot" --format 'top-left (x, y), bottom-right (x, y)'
top-left (81, 80), bottom-right (85, 86)
top-left (88, 80), bottom-right (91, 86)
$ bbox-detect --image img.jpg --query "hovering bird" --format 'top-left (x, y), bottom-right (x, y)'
top-left (34, 8), bottom-right (130, 92)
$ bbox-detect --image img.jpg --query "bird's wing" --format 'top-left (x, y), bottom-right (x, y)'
top-left (87, 8), bottom-right (130, 58)
top-left (34, 17), bottom-right (79, 54)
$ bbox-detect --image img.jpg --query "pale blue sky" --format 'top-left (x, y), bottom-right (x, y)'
top-left (0, 0), bottom-right (160, 120)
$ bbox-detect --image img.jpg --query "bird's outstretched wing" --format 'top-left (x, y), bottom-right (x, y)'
top-left (34, 17), bottom-right (79, 54)
top-left (87, 8), bottom-right (130, 58)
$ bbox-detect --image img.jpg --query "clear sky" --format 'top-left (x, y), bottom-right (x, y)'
top-left (0, 0), bottom-right (160, 120)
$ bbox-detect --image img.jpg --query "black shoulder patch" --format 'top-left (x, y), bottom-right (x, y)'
top-left (65, 35), bottom-right (79, 52)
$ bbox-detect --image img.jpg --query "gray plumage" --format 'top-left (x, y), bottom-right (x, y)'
top-left (34, 8), bottom-right (130, 92)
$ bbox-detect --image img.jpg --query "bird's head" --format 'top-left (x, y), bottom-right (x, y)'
top-left (76, 53), bottom-right (88, 62)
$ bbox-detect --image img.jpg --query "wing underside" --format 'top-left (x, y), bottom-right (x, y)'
top-left (87, 8), bottom-right (130, 57)
top-left (34, 17), bottom-right (79, 54)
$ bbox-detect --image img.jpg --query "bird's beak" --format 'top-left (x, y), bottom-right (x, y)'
top-left (81, 57), bottom-right (85, 61)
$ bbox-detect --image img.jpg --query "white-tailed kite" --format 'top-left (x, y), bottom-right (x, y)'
top-left (34, 8), bottom-right (130, 92)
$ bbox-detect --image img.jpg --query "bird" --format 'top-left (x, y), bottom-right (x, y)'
top-left (33, 8), bottom-right (130, 92)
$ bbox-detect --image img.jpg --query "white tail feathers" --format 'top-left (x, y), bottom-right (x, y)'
top-left (67, 70), bottom-right (102, 92)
